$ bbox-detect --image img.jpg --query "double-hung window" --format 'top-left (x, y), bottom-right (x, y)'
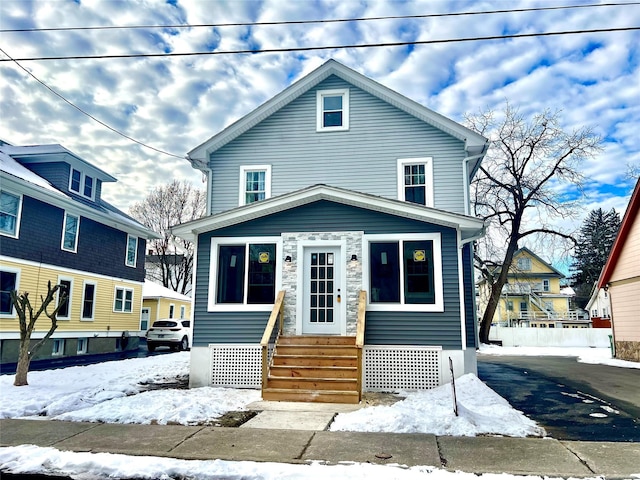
top-left (57, 278), bottom-right (72, 320)
top-left (81, 282), bottom-right (96, 320)
top-left (69, 169), bottom-right (95, 200)
top-left (0, 269), bottom-right (19, 316)
top-left (365, 233), bottom-right (443, 311)
top-left (239, 165), bottom-right (271, 205)
top-left (397, 158), bottom-right (433, 207)
top-left (0, 190), bottom-right (21, 238)
top-left (211, 238), bottom-right (280, 309)
top-left (114, 287), bottom-right (133, 313)
top-left (126, 235), bottom-right (138, 267)
top-left (516, 257), bottom-right (531, 271)
top-left (62, 212), bottom-right (79, 252)
top-left (316, 89), bottom-right (349, 131)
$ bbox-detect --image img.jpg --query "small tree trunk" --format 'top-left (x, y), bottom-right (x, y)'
top-left (14, 340), bottom-right (31, 386)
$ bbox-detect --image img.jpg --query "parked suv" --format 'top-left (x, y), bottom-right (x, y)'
top-left (146, 320), bottom-right (191, 352)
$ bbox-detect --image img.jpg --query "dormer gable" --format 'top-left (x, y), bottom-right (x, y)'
top-left (1, 144), bottom-right (116, 204)
top-left (509, 247), bottom-right (565, 278)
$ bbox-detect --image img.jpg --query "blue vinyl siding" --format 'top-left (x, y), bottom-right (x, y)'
top-left (24, 162), bottom-right (71, 193)
top-left (0, 195), bottom-right (145, 282)
top-left (193, 200), bottom-right (462, 347)
top-left (209, 75), bottom-right (467, 215)
top-left (463, 243), bottom-right (477, 348)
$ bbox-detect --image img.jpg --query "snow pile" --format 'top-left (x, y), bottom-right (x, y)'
top-left (0, 445), bottom-right (600, 480)
top-left (331, 374), bottom-right (544, 437)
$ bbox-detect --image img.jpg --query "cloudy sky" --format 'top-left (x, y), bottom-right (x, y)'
top-left (1, 0), bottom-right (638, 227)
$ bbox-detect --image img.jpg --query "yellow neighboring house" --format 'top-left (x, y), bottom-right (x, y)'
top-left (141, 281), bottom-right (192, 332)
top-left (1, 144), bottom-right (158, 366)
top-left (478, 247), bottom-right (586, 328)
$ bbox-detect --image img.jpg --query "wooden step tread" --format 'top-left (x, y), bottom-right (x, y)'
top-left (274, 354), bottom-right (358, 359)
top-left (262, 388), bottom-right (360, 404)
top-left (278, 336), bottom-right (356, 345)
top-left (269, 376), bottom-right (357, 383)
top-left (271, 365), bottom-right (357, 370)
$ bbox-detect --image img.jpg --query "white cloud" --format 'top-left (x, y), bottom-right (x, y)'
top-left (0, 0), bottom-right (637, 219)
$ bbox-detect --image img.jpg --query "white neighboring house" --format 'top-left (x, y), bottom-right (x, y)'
top-left (585, 284), bottom-right (612, 328)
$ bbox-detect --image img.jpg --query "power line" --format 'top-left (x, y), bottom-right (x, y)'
top-left (0, 47), bottom-right (185, 159)
top-left (2, 26), bottom-right (638, 62)
top-left (1, 2), bottom-right (638, 33)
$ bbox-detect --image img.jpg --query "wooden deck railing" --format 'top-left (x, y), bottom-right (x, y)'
top-left (355, 290), bottom-right (367, 400)
top-left (260, 290), bottom-right (285, 389)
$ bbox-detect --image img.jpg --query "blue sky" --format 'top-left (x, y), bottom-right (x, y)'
top-left (0, 0), bottom-right (638, 240)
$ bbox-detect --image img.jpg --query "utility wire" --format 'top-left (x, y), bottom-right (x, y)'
top-left (0, 47), bottom-right (184, 159)
top-left (1, 2), bottom-right (638, 33)
top-left (2, 26), bottom-right (638, 62)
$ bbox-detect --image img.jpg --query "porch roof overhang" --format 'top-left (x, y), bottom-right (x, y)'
top-left (172, 184), bottom-right (485, 242)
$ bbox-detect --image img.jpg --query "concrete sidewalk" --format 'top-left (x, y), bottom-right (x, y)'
top-left (2, 416), bottom-right (639, 478)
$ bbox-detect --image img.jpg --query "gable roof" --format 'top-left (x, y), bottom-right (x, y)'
top-left (511, 247), bottom-right (565, 277)
top-left (143, 281), bottom-right (191, 301)
top-left (187, 59), bottom-right (488, 173)
top-left (598, 177), bottom-right (640, 288)
top-left (172, 184), bottom-right (485, 242)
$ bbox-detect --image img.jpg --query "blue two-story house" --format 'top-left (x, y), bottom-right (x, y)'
top-left (0, 143), bottom-right (157, 366)
top-left (173, 60), bottom-right (488, 403)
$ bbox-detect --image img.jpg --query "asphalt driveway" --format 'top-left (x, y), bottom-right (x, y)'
top-left (478, 353), bottom-right (640, 442)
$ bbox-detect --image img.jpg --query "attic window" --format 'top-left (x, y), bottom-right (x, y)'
top-left (317, 89), bottom-right (349, 132)
top-left (69, 168), bottom-right (95, 200)
top-left (517, 257), bottom-right (532, 271)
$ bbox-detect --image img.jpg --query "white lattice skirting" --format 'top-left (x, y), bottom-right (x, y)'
top-left (364, 346), bottom-right (442, 391)
top-left (209, 344), bottom-right (263, 388)
top-left (208, 344), bottom-right (442, 390)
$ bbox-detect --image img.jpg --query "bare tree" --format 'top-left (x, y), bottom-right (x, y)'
top-left (467, 104), bottom-right (602, 344)
top-left (11, 281), bottom-right (67, 386)
top-left (129, 180), bottom-right (206, 295)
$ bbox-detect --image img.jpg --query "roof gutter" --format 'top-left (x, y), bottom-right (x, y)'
top-left (462, 151), bottom-right (487, 216)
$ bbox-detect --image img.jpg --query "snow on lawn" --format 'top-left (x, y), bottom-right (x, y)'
top-left (0, 352), bottom-right (257, 424)
top-left (479, 345), bottom-right (640, 369)
top-left (330, 374), bottom-right (544, 437)
top-left (1, 352), bottom-right (542, 437)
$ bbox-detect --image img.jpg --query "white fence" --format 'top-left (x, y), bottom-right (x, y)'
top-left (489, 326), bottom-right (612, 348)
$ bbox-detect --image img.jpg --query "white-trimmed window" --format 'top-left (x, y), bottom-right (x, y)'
top-left (316, 88), bottom-right (349, 132)
top-left (126, 235), bottom-right (138, 267)
top-left (81, 281), bottom-right (96, 320)
top-left (0, 190), bottom-right (22, 238)
top-left (77, 337), bottom-right (88, 354)
top-left (57, 277), bottom-right (72, 320)
top-left (209, 237), bottom-right (281, 310)
top-left (69, 168), bottom-right (95, 200)
top-left (114, 287), bottom-right (133, 313)
top-left (0, 268), bottom-right (20, 317)
top-left (180, 305), bottom-right (186, 319)
top-left (364, 233), bottom-right (444, 312)
top-left (61, 212), bottom-right (80, 252)
top-left (169, 304), bottom-right (175, 319)
top-left (397, 158), bottom-right (433, 207)
top-left (239, 165), bottom-right (271, 205)
top-left (52, 339), bottom-right (65, 356)
top-left (542, 279), bottom-right (550, 292)
top-left (516, 257), bottom-right (532, 271)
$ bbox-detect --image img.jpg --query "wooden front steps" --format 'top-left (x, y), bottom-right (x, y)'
top-left (262, 335), bottom-right (361, 404)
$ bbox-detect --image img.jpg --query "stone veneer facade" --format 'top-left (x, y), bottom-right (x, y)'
top-left (614, 340), bottom-right (640, 363)
top-left (280, 231), bottom-right (363, 336)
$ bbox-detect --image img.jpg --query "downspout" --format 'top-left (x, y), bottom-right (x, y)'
top-left (462, 152), bottom-right (487, 216)
top-left (186, 154), bottom-right (212, 216)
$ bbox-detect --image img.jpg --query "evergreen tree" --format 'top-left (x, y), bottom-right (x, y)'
top-left (571, 208), bottom-right (621, 307)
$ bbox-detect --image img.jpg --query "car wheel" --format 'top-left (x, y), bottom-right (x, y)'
top-left (147, 343), bottom-right (156, 352)
top-left (179, 336), bottom-right (188, 351)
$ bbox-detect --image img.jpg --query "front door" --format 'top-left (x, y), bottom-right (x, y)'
top-left (302, 247), bottom-right (341, 334)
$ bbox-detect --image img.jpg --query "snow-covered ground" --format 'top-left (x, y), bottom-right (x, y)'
top-left (1, 346), bottom-right (637, 479)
